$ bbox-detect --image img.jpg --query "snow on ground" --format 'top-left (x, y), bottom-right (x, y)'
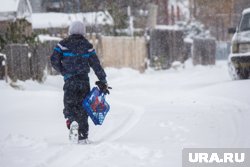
top-left (0, 60), bottom-right (250, 167)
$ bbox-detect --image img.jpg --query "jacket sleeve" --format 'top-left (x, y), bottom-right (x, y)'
top-left (50, 44), bottom-right (63, 74)
top-left (88, 46), bottom-right (107, 83)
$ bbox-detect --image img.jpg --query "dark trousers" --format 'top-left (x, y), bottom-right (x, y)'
top-left (63, 75), bottom-right (90, 139)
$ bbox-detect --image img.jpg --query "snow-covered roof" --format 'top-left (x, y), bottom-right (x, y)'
top-left (0, 0), bottom-right (32, 22)
top-left (37, 35), bottom-right (62, 43)
top-left (32, 11), bottom-right (114, 29)
top-left (243, 8), bottom-right (250, 15)
top-left (0, 0), bottom-right (19, 12)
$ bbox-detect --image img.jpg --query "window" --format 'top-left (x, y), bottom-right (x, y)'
top-left (240, 13), bottom-right (250, 32)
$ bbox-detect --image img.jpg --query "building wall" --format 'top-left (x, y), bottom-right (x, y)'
top-left (232, 0), bottom-right (250, 26)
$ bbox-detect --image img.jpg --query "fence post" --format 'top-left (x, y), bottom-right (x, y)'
top-left (3, 55), bottom-right (8, 83)
top-left (5, 62), bottom-right (7, 83)
top-left (0, 54), bottom-right (8, 83)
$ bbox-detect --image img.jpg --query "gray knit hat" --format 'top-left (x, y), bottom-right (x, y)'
top-left (68, 21), bottom-right (86, 35)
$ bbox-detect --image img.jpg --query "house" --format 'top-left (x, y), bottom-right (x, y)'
top-left (32, 11), bottom-right (114, 37)
top-left (0, 0), bottom-right (33, 37)
top-left (29, 0), bottom-right (65, 13)
top-left (189, 0), bottom-right (250, 41)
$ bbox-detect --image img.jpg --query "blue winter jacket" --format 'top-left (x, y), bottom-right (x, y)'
top-left (50, 34), bottom-right (107, 82)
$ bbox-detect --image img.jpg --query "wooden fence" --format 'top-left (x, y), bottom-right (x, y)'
top-left (1, 36), bottom-right (148, 82)
top-left (31, 41), bottom-right (59, 77)
top-left (2, 42), bottom-right (58, 82)
top-left (4, 44), bottom-right (30, 81)
top-left (149, 29), bottom-right (185, 69)
top-left (98, 36), bottom-right (147, 72)
top-left (192, 38), bottom-right (216, 65)
top-left (0, 35), bottom-right (218, 82)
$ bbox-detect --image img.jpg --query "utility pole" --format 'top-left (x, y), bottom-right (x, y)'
top-left (193, 0), bottom-right (197, 18)
top-left (171, 5), bottom-right (175, 25)
top-left (230, 0), bottom-right (234, 27)
top-left (147, 4), bottom-right (158, 29)
top-left (177, 5), bottom-right (180, 21)
top-left (127, 6), bottom-right (134, 36)
top-left (164, 0), bottom-right (169, 25)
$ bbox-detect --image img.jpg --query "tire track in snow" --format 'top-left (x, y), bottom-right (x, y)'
top-left (93, 100), bottom-right (145, 142)
top-left (213, 97), bottom-right (250, 147)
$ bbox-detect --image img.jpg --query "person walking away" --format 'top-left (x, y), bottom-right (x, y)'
top-left (50, 21), bottom-right (110, 144)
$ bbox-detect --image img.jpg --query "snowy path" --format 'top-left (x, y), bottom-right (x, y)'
top-left (0, 61), bottom-right (250, 167)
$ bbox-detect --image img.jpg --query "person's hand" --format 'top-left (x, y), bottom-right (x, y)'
top-left (95, 81), bottom-right (112, 95)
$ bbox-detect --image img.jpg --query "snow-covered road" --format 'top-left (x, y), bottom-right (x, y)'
top-left (0, 60), bottom-right (250, 167)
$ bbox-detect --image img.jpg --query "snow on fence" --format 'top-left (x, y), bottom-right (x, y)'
top-left (98, 36), bottom-right (147, 72)
top-left (149, 28), bottom-right (185, 69)
top-left (192, 38), bottom-right (216, 65)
